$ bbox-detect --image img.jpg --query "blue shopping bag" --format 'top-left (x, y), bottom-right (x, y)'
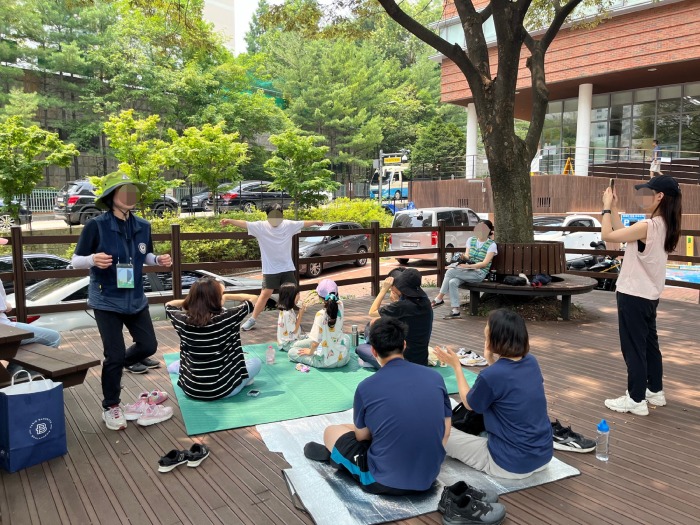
top-left (0, 371), bottom-right (67, 473)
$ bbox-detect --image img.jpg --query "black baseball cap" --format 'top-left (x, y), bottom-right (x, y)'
top-left (634, 175), bottom-right (680, 197)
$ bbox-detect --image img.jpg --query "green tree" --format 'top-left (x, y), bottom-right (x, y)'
top-left (265, 128), bottom-right (339, 218)
top-left (167, 122), bottom-right (250, 214)
top-left (0, 88), bottom-right (40, 125)
top-left (0, 116), bottom-right (78, 220)
top-left (244, 0), bottom-right (271, 54)
top-left (411, 116), bottom-right (466, 167)
top-left (102, 110), bottom-right (181, 207)
top-left (268, 0), bottom-right (608, 243)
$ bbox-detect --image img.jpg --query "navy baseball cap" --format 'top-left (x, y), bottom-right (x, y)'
top-left (634, 175), bottom-right (680, 196)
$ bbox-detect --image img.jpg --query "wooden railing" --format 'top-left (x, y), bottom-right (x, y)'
top-left (2, 222), bottom-right (700, 323)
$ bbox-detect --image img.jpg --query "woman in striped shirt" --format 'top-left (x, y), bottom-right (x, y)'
top-left (166, 278), bottom-right (259, 400)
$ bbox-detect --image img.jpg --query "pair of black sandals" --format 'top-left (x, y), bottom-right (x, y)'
top-left (158, 443), bottom-right (210, 473)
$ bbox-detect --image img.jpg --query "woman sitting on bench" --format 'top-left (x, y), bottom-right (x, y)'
top-left (432, 220), bottom-right (496, 319)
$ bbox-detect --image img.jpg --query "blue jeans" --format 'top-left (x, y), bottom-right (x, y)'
top-left (355, 343), bottom-right (380, 369)
top-left (15, 322), bottom-right (61, 348)
top-left (440, 267), bottom-right (486, 307)
top-left (223, 358), bottom-right (263, 398)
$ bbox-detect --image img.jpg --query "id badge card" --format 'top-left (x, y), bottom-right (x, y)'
top-left (116, 263), bottom-right (135, 289)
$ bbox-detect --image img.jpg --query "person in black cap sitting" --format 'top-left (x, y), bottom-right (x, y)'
top-left (601, 175), bottom-right (682, 416)
top-left (357, 268), bottom-right (433, 368)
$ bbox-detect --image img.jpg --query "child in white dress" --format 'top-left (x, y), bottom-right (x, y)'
top-left (288, 279), bottom-right (351, 369)
top-left (277, 283), bottom-right (306, 351)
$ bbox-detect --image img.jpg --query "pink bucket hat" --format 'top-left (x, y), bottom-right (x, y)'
top-left (316, 279), bottom-right (338, 299)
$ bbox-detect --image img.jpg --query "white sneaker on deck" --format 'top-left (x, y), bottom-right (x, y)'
top-left (241, 317), bottom-right (256, 331)
top-left (645, 389), bottom-right (666, 406)
top-left (604, 392), bottom-right (649, 416)
top-left (103, 405), bottom-right (127, 431)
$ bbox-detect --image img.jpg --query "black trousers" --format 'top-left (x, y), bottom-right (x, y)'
top-left (616, 292), bottom-right (662, 403)
top-left (94, 307), bottom-right (158, 409)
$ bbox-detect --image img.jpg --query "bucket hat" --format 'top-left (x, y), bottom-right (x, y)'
top-left (392, 268), bottom-right (427, 299)
top-left (95, 172), bottom-right (147, 210)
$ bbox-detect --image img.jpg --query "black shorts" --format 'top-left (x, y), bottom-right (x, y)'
top-left (330, 431), bottom-right (422, 496)
top-left (261, 271), bottom-right (296, 290)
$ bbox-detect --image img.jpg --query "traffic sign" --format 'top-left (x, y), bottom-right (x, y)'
top-left (621, 213), bottom-right (646, 227)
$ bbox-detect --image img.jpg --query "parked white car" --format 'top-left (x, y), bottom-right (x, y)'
top-left (8, 270), bottom-right (274, 332)
top-left (533, 214), bottom-right (602, 261)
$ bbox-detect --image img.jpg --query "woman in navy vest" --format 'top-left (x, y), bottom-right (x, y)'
top-left (432, 220), bottom-right (496, 319)
top-left (72, 173), bottom-right (172, 431)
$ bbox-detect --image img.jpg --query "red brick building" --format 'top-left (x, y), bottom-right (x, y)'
top-left (435, 0), bottom-right (700, 176)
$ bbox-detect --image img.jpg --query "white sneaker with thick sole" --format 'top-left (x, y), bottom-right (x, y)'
top-left (646, 389), bottom-right (666, 406)
top-left (103, 405), bottom-right (127, 430)
top-left (137, 404), bottom-right (174, 426)
top-left (604, 393), bottom-right (649, 416)
top-left (241, 317), bottom-right (256, 331)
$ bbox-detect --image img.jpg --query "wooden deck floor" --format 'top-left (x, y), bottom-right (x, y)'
top-left (2, 289), bottom-right (699, 525)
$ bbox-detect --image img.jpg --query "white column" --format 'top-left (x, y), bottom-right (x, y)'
top-left (575, 83), bottom-right (593, 177)
top-left (466, 103), bottom-right (478, 179)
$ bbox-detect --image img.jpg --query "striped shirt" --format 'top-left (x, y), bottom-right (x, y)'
top-left (166, 301), bottom-right (253, 400)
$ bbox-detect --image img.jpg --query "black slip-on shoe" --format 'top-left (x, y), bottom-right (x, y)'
top-left (304, 441), bottom-right (331, 462)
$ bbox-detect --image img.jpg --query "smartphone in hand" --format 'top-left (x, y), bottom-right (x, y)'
top-left (609, 178), bottom-right (615, 189)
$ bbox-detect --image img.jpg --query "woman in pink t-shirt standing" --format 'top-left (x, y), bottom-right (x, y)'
top-left (600, 175), bottom-right (682, 416)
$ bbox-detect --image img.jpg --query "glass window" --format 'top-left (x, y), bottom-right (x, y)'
top-left (633, 101), bottom-right (656, 118)
top-left (591, 107), bottom-right (609, 121)
top-left (635, 88), bottom-right (656, 103)
top-left (562, 109), bottom-right (577, 147)
top-left (592, 94), bottom-right (609, 109)
top-left (467, 210), bottom-right (480, 225)
top-left (632, 117), bottom-right (655, 149)
top-left (64, 286), bottom-right (89, 302)
top-left (611, 92), bottom-right (632, 120)
top-left (609, 119), bottom-right (631, 149)
top-left (681, 113), bottom-right (700, 153)
top-left (27, 257), bottom-right (69, 271)
top-left (547, 101), bottom-right (563, 114)
top-left (683, 83), bottom-right (700, 112)
top-left (436, 211), bottom-right (454, 225)
top-left (655, 115), bottom-right (680, 151)
top-left (393, 212), bottom-right (433, 228)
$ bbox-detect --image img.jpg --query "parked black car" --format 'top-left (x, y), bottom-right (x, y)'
top-left (54, 180), bottom-right (179, 225)
top-left (0, 198), bottom-right (32, 232)
top-left (217, 181), bottom-right (292, 212)
top-left (298, 222), bottom-right (369, 278)
top-left (0, 253), bottom-right (71, 295)
top-left (180, 188), bottom-right (213, 211)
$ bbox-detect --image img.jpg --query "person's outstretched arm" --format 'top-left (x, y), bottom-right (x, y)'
top-left (302, 220), bottom-right (324, 227)
top-left (220, 218), bottom-right (249, 229)
top-left (223, 293), bottom-right (258, 303)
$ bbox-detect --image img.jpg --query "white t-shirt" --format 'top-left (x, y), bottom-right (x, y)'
top-left (0, 280), bottom-right (15, 326)
top-left (247, 220), bottom-right (304, 274)
top-left (277, 309), bottom-right (301, 346)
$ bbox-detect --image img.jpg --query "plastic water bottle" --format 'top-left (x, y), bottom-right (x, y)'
top-left (351, 325), bottom-right (359, 347)
top-left (266, 345), bottom-right (275, 365)
top-left (596, 419), bottom-right (609, 462)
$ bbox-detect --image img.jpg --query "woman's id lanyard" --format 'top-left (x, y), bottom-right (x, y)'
top-left (115, 214), bottom-right (135, 289)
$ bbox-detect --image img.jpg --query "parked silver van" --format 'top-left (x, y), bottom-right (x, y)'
top-left (389, 207), bottom-right (482, 264)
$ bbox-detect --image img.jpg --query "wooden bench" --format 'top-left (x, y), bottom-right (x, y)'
top-left (4, 343), bottom-right (100, 388)
top-left (459, 274), bottom-right (598, 320)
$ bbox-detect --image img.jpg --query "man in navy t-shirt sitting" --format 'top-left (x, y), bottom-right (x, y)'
top-left (303, 318), bottom-right (452, 495)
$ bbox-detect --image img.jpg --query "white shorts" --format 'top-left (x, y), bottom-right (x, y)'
top-left (650, 159), bottom-right (661, 173)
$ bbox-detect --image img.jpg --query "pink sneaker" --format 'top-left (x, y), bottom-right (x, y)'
top-left (124, 392), bottom-right (150, 421)
top-left (137, 404), bottom-right (174, 426)
top-left (148, 390), bottom-right (169, 405)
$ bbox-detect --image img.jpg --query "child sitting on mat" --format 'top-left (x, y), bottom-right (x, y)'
top-left (277, 282), bottom-right (306, 352)
top-left (165, 277), bottom-right (261, 401)
top-left (288, 279), bottom-right (351, 369)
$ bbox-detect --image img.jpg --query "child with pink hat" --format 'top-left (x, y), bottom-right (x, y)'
top-left (288, 279), bottom-right (351, 369)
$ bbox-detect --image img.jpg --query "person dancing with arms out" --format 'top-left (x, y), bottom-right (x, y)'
top-left (220, 204), bottom-right (321, 331)
top-left (601, 175), bottom-right (682, 415)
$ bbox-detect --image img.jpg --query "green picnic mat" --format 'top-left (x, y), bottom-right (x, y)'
top-left (165, 344), bottom-right (477, 436)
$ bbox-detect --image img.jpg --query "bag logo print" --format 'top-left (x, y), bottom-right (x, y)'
top-left (138, 242), bottom-right (147, 254)
top-left (29, 418), bottom-right (52, 440)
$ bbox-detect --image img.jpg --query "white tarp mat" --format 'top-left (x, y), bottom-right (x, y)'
top-left (257, 410), bottom-right (580, 525)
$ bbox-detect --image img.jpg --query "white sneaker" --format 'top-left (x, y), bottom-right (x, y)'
top-left (124, 392), bottom-right (150, 421)
top-left (604, 393), bottom-right (649, 416)
top-left (646, 389), bottom-right (666, 406)
top-left (103, 405), bottom-right (127, 430)
top-left (459, 350), bottom-right (488, 367)
top-left (241, 317), bottom-right (256, 331)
